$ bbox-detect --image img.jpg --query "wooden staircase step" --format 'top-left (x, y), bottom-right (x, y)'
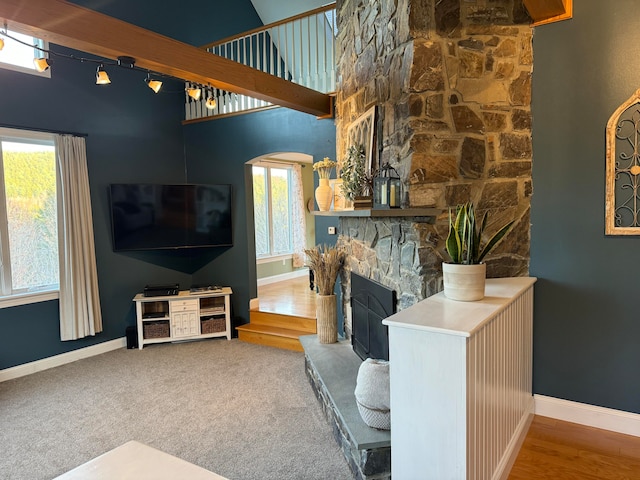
top-left (249, 310), bottom-right (316, 333)
top-left (236, 324), bottom-right (309, 352)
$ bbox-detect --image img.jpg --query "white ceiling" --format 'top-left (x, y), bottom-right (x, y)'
top-left (249, 0), bottom-right (331, 24)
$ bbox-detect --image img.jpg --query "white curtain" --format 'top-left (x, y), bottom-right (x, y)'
top-left (291, 163), bottom-right (307, 268)
top-left (56, 135), bottom-right (103, 341)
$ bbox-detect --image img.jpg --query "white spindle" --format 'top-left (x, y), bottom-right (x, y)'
top-left (270, 28), bottom-right (275, 77)
top-left (275, 26), bottom-right (280, 80)
top-left (294, 21), bottom-right (298, 83)
top-left (283, 23), bottom-right (288, 81)
top-left (307, 16), bottom-right (312, 88)
top-left (323, 13), bottom-right (328, 93)
top-left (261, 31), bottom-right (265, 72)
top-left (329, 23), bottom-right (335, 92)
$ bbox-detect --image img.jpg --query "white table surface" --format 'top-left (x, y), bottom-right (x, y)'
top-left (54, 440), bottom-right (228, 480)
top-left (382, 277), bottom-right (537, 337)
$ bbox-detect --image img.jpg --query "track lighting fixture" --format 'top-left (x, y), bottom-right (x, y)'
top-left (95, 64), bottom-right (111, 85)
top-left (187, 85), bottom-right (202, 101)
top-left (117, 56), bottom-right (135, 69)
top-left (3, 29), bottom-right (196, 97)
top-left (145, 73), bottom-right (162, 93)
top-left (205, 95), bottom-right (217, 110)
top-left (33, 57), bottom-right (51, 72)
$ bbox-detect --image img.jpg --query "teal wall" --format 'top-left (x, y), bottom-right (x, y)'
top-left (183, 109), bottom-right (336, 318)
top-left (531, 0), bottom-right (640, 414)
top-left (0, 38), bottom-right (187, 367)
top-left (0, 0), bottom-right (337, 369)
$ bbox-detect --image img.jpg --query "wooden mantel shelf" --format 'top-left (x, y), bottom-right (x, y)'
top-left (312, 208), bottom-right (441, 218)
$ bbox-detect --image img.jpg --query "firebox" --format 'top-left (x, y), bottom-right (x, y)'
top-left (350, 272), bottom-right (396, 361)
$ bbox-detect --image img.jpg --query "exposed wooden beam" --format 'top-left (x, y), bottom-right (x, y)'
top-left (0, 0), bottom-right (333, 118)
top-left (523, 0), bottom-right (573, 27)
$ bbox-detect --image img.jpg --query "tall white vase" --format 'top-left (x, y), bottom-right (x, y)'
top-left (315, 178), bottom-right (333, 211)
top-left (442, 262), bottom-right (486, 301)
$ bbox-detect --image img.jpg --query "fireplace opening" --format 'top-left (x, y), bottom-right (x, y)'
top-left (350, 272), bottom-right (396, 361)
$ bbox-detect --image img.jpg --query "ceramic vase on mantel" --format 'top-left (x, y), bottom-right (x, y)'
top-left (442, 262), bottom-right (486, 301)
top-left (315, 178), bottom-right (333, 212)
top-left (316, 293), bottom-right (338, 343)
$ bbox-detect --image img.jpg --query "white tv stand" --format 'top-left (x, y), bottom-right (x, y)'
top-left (133, 288), bottom-right (232, 349)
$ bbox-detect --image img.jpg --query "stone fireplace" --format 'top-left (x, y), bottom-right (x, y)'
top-left (335, 0), bottom-right (533, 337)
top-left (303, 3), bottom-right (536, 477)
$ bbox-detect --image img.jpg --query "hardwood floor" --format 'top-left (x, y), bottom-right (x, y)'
top-left (509, 416), bottom-right (640, 479)
top-left (257, 277), bottom-right (640, 479)
top-left (236, 274), bottom-right (317, 351)
top-left (256, 274), bottom-right (316, 318)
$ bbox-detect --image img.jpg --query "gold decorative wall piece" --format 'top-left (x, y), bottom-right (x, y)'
top-left (606, 88), bottom-right (640, 235)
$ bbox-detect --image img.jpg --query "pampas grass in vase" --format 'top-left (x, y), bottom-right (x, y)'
top-left (305, 244), bottom-right (345, 295)
top-left (305, 244), bottom-right (345, 343)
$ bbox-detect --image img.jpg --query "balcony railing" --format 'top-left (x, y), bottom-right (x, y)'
top-left (185, 3), bottom-right (337, 121)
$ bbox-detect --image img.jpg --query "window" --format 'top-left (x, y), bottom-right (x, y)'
top-left (0, 29), bottom-right (50, 77)
top-left (0, 128), bottom-right (59, 302)
top-left (252, 164), bottom-right (293, 258)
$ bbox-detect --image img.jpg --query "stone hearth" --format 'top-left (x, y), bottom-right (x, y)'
top-left (300, 336), bottom-right (390, 480)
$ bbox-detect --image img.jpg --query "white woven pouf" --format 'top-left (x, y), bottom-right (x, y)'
top-left (354, 358), bottom-right (390, 430)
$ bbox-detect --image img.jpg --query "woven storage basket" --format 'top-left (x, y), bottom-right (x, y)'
top-left (356, 401), bottom-right (390, 430)
top-left (201, 317), bottom-right (226, 334)
top-left (143, 321), bottom-right (170, 339)
top-left (354, 358), bottom-right (391, 430)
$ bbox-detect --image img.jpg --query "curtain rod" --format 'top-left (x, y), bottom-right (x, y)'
top-left (258, 158), bottom-right (307, 168)
top-left (0, 123), bottom-right (89, 138)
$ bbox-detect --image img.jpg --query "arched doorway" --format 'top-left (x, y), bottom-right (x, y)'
top-left (246, 152), bottom-right (316, 320)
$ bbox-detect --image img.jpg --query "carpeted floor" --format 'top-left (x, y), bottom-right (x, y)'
top-left (0, 339), bottom-right (353, 480)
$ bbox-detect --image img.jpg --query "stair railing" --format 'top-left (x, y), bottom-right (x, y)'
top-left (185, 3), bottom-right (337, 121)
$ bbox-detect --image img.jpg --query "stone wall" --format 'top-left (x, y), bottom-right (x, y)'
top-left (335, 0), bottom-right (532, 337)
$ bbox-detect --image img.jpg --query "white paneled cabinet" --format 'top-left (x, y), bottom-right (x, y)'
top-left (382, 277), bottom-right (536, 480)
top-left (133, 288), bottom-right (232, 349)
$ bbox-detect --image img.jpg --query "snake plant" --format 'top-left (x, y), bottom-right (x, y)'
top-left (445, 202), bottom-right (514, 265)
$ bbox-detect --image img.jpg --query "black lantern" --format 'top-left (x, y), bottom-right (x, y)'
top-left (373, 163), bottom-right (402, 209)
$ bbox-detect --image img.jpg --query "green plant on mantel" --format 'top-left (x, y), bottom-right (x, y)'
top-left (445, 202), bottom-right (514, 265)
top-left (340, 144), bottom-right (371, 200)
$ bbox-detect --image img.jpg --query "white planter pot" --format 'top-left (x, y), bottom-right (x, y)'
top-left (442, 262), bottom-right (486, 301)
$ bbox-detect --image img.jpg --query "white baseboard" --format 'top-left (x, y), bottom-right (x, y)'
top-left (534, 394), bottom-right (640, 437)
top-left (257, 267), bottom-right (308, 287)
top-left (0, 337), bottom-right (126, 383)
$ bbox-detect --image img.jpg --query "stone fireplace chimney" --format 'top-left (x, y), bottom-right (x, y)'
top-left (335, 0), bottom-right (532, 338)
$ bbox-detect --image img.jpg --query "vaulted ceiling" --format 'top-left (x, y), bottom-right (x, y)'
top-left (249, 0), bottom-right (328, 25)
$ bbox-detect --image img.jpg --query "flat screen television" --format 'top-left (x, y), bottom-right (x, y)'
top-left (109, 183), bottom-right (233, 251)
